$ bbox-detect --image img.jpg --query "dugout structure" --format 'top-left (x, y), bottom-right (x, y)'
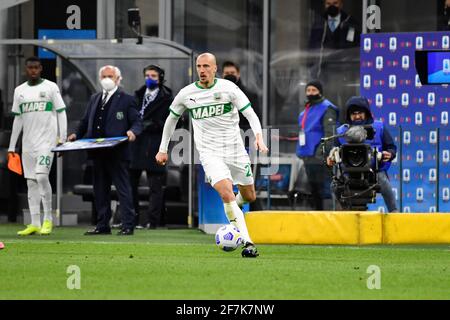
top-left (0, 38), bottom-right (196, 227)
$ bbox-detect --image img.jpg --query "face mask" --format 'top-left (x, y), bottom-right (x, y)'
top-left (146, 78), bottom-right (159, 90)
top-left (100, 77), bottom-right (116, 92)
top-left (306, 94), bottom-right (322, 102)
top-left (326, 5), bottom-right (340, 17)
top-left (224, 74), bottom-right (238, 84)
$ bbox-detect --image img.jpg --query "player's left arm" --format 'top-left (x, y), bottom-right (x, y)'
top-left (232, 85), bottom-right (269, 153)
top-left (56, 111), bottom-right (68, 144)
top-left (51, 83), bottom-right (68, 144)
top-left (241, 107), bottom-right (268, 153)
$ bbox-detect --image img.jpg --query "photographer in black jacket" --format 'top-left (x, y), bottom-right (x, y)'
top-left (309, 0), bottom-right (360, 49)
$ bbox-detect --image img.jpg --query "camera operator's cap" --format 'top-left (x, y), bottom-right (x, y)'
top-left (305, 80), bottom-right (323, 94)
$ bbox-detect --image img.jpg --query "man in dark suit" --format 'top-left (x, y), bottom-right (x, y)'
top-left (68, 65), bottom-right (142, 235)
top-left (309, 0), bottom-right (360, 49)
top-left (130, 65), bottom-right (173, 229)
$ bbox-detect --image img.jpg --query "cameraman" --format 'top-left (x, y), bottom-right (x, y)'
top-left (327, 96), bottom-right (398, 212)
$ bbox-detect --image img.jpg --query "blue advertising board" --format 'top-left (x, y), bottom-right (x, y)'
top-left (38, 29), bottom-right (96, 59)
top-left (361, 32), bottom-right (450, 212)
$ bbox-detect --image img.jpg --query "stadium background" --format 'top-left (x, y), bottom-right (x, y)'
top-left (0, 0), bottom-right (450, 226)
top-left (361, 32), bottom-right (450, 213)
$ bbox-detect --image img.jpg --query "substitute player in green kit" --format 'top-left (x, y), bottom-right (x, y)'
top-left (8, 56), bottom-right (67, 236)
top-left (156, 53), bottom-right (268, 257)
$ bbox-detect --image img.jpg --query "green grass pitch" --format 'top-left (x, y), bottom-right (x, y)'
top-left (1, 224), bottom-right (450, 299)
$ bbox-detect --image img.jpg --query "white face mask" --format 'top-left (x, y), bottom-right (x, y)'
top-left (100, 77), bottom-right (116, 92)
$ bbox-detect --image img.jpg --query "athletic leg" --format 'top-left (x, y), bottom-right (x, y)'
top-left (36, 173), bottom-right (52, 221)
top-left (214, 179), bottom-right (258, 257)
top-left (18, 151), bottom-right (42, 235)
top-left (33, 150), bottom-right (55, 234)
top-left (36, 173), bottom-right (53, 235)
top-left (236, 184), bottom-right (256, 208)
top-left (27, 179), bottom-right (41, 227)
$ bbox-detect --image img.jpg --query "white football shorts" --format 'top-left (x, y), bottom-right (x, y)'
top-left (22, 149), bottom-right (54, 179)
top-left (201, 155), bottom-right (254, 187)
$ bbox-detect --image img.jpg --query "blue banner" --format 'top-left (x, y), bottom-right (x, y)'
top-left (38, 29), bottom-right (96, 59)
top-left (51, 137), bottom-right (128, 152)
top-left (361, 32), bottom-right (450, 212)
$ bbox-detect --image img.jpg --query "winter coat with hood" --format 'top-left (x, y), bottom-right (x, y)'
top-left (336, 96), bottom-right (397, 172)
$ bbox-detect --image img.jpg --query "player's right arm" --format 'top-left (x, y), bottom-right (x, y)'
top-left (8, 88), bottom-right (23, 153)
top-left (156, 90), bottom-right (187, 166)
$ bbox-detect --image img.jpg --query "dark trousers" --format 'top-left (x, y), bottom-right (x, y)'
top-left (93, 157), bottom-right (135, 230)
top-left (303, 160), bottom-right (332, 210)
top-left (129, 169), bottom-right (165, 227)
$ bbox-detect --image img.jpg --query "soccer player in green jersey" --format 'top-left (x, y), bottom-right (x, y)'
top-left (156, 53), bottom-right (268, 257)
top-left (8, 57), bottom-right (67, 236)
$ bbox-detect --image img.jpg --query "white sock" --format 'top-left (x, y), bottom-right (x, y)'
top-left (30, 213), bottom-right (41, 227)
top-left (27, 179), bottom-right (41, 228)
top-left (224, 201), bottom-right (253, 244)
top-left (36, 173), bottom-right (53, 222)
top-left (235, 192), bottom-right (248, 208)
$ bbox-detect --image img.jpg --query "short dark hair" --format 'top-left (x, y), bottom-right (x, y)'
top-left (25, 56), bottom-right (41, 65)
top-left (222, 61), bottom-right (240, 72)
top-left (143, 64), bottom-right (165, 83)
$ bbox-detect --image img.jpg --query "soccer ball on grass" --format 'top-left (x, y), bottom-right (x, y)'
top-left (215, 224), bottom-right (243, 252)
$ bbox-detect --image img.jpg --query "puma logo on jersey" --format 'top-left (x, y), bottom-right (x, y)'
top-left (189, 98), bottom-right (196, 103)
top-left (20, 101), bottom-right (53, 113)
top-left (190, 103), bottom-right (232, 119)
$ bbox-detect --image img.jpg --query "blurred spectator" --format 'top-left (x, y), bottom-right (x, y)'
top-left (309, 0), bottom-right (360, 49)
top-left (294, 80), bottom-right (339, 210)
top-left (130, 65), bottom-right (173, 229)
top-left (438, 0), bottom-right (450, 31)
top-left (222, 61), bottom-right (261, 130)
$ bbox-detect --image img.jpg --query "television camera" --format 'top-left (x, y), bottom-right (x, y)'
top-left (322, 125), bottom-right (382, 211)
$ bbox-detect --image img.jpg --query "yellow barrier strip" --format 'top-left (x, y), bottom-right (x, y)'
top-left (245, 211), bottom-right (450, 245)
